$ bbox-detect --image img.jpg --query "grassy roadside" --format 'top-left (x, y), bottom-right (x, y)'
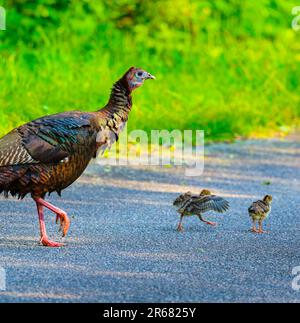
top-left (0, 1), bottom-right (299, 141)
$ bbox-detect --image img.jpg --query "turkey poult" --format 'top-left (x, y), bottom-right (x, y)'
top-left (0, 67), bottom-right (155, 247)
top-left (248, 195), bottom-right (272, 234)
top-left (173, 189), bottom-right (230, 232)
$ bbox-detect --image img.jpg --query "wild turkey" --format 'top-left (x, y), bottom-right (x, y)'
top-left (248, 195), bottom-right (272, 234)
top-left (173, 189), bottom-right (230, 232)
top-left (0, 67), bottom-right (155, 247)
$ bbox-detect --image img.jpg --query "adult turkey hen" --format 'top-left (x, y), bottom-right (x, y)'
top-left (0, 67), bottom-right (155, 247)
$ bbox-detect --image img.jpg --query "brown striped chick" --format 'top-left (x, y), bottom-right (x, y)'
top-left (173, 189), bottom-right (230, 232)
top-left (248, 195), bottom-right (272, 234)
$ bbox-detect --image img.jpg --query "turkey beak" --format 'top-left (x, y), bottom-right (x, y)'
top-left (145, 72), bottom-right (156, 80)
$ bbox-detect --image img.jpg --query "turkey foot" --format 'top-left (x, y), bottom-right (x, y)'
top-left (56, 212), bottom-right (70, 237)
top-left (40, 236), bottom-right (64, 247)
top-left (177, 224), bottom-right (184, 232)
top-left (250, 220), bottom-right (259, 233)
top-left (258, 221), bottom-right (268, 234)
top-left (258, 229), bottom-right (268, 234)
top-left (204, 220), bottom-right (217, 226)
top-left (198, 215), bottom-right (217, 227)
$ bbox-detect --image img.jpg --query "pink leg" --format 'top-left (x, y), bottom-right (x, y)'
top-left (177, 214), bottom-right (184, 232)
top-left (198, 215), bottom-right (217, 227)
top-left (35, 197), bottom-right (70, 237)
top-left (36, 202), bottom-right (64, 247)
top-left (257, 220), bottom-right (268, 234)
top-left (250, 219), bottom-right (259, 233)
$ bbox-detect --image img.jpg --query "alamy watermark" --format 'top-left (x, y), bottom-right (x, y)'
top-left (96, 125), bottom-right (205, 176)
top-left (0, 267), bottom-right (6, 291)
top-left (0, 6), bottom-right (6, 31)
top-left (292, 266), bottom-right (300, 291)
top-left (292, 6), bottom-right (300, 31)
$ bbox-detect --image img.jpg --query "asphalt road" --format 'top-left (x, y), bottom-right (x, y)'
top-left (0, 136), bottom-right (300, 302)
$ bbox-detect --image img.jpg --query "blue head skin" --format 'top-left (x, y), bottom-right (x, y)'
top-left (125, 67), bottom-right (155, 92)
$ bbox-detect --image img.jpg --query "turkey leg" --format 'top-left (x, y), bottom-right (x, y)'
top-left (198, 215), bottom-right (217, 226)
top-left (250, 219), bottom-right (259, 233)
top-left (35, 198), bottom-right (70, 237)
top-left (177, 214), bottom-right (184, 232)
top-left (36, 202), bottom-right (64, 247)
top-left (258, 220), bottom-right (268, 234)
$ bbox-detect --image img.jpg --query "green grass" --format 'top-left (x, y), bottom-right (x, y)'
top-left (0, 0), bottom-right (300, 141)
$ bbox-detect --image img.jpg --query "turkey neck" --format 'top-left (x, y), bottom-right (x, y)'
top-left (97, 78), bottom-right (132, 123)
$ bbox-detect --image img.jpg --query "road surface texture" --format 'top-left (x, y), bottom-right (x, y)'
top-left (0, 136), bottom-right (300, 303)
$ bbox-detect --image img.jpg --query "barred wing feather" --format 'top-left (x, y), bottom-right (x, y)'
top-left (178, 195), bottom-right (229, 214)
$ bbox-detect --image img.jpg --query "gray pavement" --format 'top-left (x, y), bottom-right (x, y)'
top-left (0, 136), bottom-right (300, 302)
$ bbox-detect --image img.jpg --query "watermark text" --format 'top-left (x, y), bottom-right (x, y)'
top-left (0, 6), bottom-right (6, 31)
top-left (0, 267), bottom-right (6, 291)
top-left (96, 126), bottom-right (205, 177)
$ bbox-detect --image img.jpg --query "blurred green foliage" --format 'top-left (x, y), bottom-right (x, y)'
top-left (0, 0), bottom-right (300, 140)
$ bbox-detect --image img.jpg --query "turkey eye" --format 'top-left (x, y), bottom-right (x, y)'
top-left (137, 71), bottom-right (143, 77)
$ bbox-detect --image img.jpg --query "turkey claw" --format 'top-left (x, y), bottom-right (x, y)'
top-left (55, 212), bottom-right (70, 237)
